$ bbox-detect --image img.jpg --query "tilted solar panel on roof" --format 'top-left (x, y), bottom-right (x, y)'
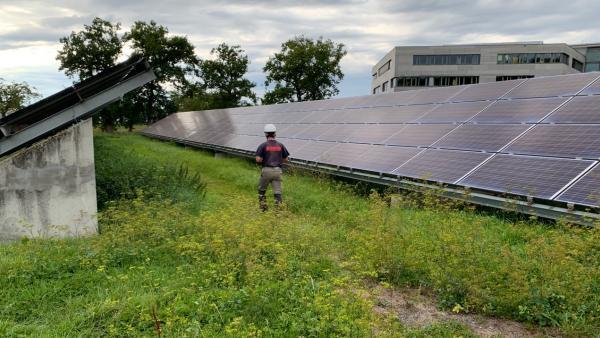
top-left (142, 72), bottom-right (600, 218)
top-left (384, 124), bottom-right (458, 147)
top-left (459, 154), bottom-right (594, 199)
top-left (471, 97), bottom-right (567, 124)
top-left (348, 145), bottom-right (421, 173)
top-left (345, 124), bottom-right (404, 144)
top-left (580, 76), bottom-right (600, 95)
top-left (555, 164), bottom-right (600, 207)
top-left (503, 72), bottom-right (599, 99)
top-left (505, 125), bottom-right (600, 160)
top-left (450, 79), bottom-right (525, 102)
top-left (289, 140), bottom-right (338, 162)
top-left (317, 142), bottom-right (372, 167)
top-left (542, 95), bottom-right (600, 123)
top-left (415, 100), bottom-right (491, 123)
top-left (394, 149), bottom-right (492, 184)
top-left (432, 124), bottom-right (529, 152)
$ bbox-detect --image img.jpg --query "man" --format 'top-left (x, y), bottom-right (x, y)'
top-left (255, 124), bottom-right (290, 211)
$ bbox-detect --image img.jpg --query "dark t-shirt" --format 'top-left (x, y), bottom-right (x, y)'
top-left (256, 139), bottom-right (290, 167)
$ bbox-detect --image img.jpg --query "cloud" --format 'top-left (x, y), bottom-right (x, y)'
top-left (1, 0), bottom-right (599, 98)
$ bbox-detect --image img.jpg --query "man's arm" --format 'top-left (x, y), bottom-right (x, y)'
top-left (256, 143), bottom-right (265, 164)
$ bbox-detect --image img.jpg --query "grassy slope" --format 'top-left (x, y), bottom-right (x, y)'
top-left (0, 133), bottom-right (598, 337)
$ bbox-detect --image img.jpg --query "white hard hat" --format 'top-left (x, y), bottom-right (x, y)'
top-left (264, 124), bottom-right (276, 133)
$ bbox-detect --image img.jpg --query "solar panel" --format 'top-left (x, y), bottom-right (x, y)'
top-left (204, 132), bottom-right (238, 147)
top-left (394, 149), bottom-right (491, 183)
top-left (348, 145), bottom-right (422, 173)
top-left (416, 101), bottom-right (491, 123)
top-left (460, 154), bottom-right (594, 199)
top-left (433, 124), bottom-right (529, 152)
top-left (298, 110), bottom-right (339, 123)
top-left (407, 86), bottom-right (465, 104)
top-left (289, 140), bottom-right (338, 161)
top-left (385, 124), bottom-right (458, 147)
top-left (292, 124), bottom-right (333, 139)
top-left (316, 124), bottom-right (354, 142)
top-left (142, 72), bottom-right (600, 220)
top-left (187, 130), bottom-right (222, 143)
top-left (345, 124), bottom-right (404, 144)
top-left (277, 138), bottom-right (311, 155)
top-left (370, 90), bottom-right (418, 106)
top-left (503, 73), bottom-right (599, 99)
top-left (228, 135), bottom-right (264, 151)
top-left (542, 95), bottom-right (600, 123)
top-left (471, 97), bottom-right (567, 123)
top-left (316, 143), bottom-right (372, 167)
top-left (580, 77), bottom-right (600, 95)
top-left (450, 79), bottom-right (525, 102)
top-left (505, 124), bottom-right (600, 159)
top-left (555, 165), bottom-right (600, 207)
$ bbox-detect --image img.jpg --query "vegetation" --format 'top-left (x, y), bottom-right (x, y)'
top-left (1, 133), bottom-right (598, 336)
top-left (56, 18), bottom-right (198, 131)
top-left (263, 36), bottom-right (347, 104)
top-left (0, 78), bottom-right (40, 118)
top-left (123, 20), bottom-right (199, 127)
top-left (199, 43), bottom-right (257, 108)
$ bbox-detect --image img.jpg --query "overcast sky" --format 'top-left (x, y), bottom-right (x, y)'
top-left (1, 0), bottom-right (599, 99)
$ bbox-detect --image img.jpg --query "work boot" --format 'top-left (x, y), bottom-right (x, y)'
top-left (259, 191), bottom-right (268, 212)
top-left (274, 194), bottom-right (282, 208)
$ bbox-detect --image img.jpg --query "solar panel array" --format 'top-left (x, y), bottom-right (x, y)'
top-left (143, 72), bottom-right (600, 208)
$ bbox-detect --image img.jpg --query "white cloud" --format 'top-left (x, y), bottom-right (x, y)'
top-left (1, 0), bottom-right (599, 98)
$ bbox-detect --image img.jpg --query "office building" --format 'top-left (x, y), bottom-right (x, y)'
top-left (372, 42), bottom-right (600, 93)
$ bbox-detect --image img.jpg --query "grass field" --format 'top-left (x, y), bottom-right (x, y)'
top-left (1, 132), bottom-right (598, 337)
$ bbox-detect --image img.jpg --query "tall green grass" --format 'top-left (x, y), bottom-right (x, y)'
top-left (0, 132), bottom-right (598, 336)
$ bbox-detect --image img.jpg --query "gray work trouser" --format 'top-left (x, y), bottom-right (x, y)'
top-left (258, 167), bottom-right (283, 194)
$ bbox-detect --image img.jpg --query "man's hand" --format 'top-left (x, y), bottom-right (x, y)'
top-left (256, 156), bottom-right (263, 163)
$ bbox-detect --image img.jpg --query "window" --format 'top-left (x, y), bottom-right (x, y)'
top-left (394, 77), bottom-right (428, 87)
top-left (572, 59), bottom-right (584, 72)
top-left (373, 86), bottom-right (381, 94)
top-left (394, 76), bottom-right (478, 87)
top-left (497, 53), bottom-right (569, 65)
top-left (496, 75), bottom-right (534, 81)
top-left (413, 54), bottom-right (480, 65)
top-left (432, 76), bottom-right (479, 86)
top-left (382, 81), bottom-right (388, 92)
top-left (372, 73), bottom-right (377, 79)
top-left (378, 60), bottom-right (391, 76)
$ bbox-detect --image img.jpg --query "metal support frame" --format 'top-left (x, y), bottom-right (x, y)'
top-left (140, 132), bottom-right (599, 226)
top-left (0, 71), bottom-right (156, 157)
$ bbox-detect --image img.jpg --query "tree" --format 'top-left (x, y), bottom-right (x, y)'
top-left (0, 79), bottom-right (40, 118)
top-left (263, 36), bottom-right (346, 104)
top-left (200, 43), bottom-right (256, 108)
top-left (56, 17), bottom-right (123, 131)
top-left (123, 20), bottom-right (199, 123)
top-left (56, 17), bottom-right (122, 80)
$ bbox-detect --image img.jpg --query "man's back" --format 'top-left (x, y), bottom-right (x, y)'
top-left (256, 139), bottom-right (289, 168)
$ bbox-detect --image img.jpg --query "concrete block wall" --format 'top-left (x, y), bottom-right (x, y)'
top-left (0, 119), bottom-right (98, 241)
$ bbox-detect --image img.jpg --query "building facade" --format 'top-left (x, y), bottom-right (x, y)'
top-left (371, 42), bottom-right (600, 94)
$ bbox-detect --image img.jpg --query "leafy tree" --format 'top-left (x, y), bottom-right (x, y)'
top-left (0, 79), bottom-right (40, 118)
top-left (123, 20), bottom-right (199, 123)
top-left (56, 17), bottom-right (123, 131)
top-left (263, 36), bottom-right (346, 104)
top-left (200, 43), bottom-right (256, 108)
top-left (56, 17), bottom-right (122, 81)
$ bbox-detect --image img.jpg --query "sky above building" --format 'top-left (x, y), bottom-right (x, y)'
top-left (1, 0), bottom-right (599, 100)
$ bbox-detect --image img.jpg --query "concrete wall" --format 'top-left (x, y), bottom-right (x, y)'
top-left (0, 119), bottom-right (97, 241)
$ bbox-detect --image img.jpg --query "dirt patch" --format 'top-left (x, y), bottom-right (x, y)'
top-left (366, 284), bottom-right (560, 337)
